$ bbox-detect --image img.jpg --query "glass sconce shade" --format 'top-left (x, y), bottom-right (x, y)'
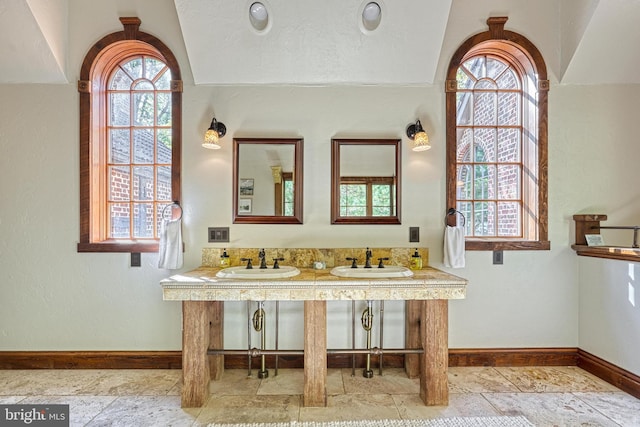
top-left (203, 118), bottom-right (226, 149)
top-left (406, 119), bottom-right (431, 151)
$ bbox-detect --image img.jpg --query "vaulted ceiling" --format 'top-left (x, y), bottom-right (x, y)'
top-left (1, 0), bottom-right (639, 85)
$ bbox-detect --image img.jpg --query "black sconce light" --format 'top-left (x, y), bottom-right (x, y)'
top-left (406, 119), bottom-right (431, 151)
top-left (202, 117), bottom-right (227, 149)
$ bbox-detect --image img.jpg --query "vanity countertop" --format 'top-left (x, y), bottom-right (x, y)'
top-left (160, 266), bottom-right (467, 301)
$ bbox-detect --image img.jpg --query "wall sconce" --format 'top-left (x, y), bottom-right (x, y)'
top-left (202, 117), bottom-right (227, 149)
top-left (406, 119), bottom-right (431, 151)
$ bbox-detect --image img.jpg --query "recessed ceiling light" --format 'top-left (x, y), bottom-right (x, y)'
top-left (362, 2), bottom-right (381, 31)
top-left (249, 2), bottom-right (269, 32)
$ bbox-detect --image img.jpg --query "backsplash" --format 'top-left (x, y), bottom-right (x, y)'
top-left (202, 247), bottom-right (429, 268)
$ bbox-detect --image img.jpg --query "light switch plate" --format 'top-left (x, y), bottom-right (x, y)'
top-left (493, 250), bottom-right (503, 265)
top-left (409, 227), bottom-right (420, 242)
top-left (208, 227), bottom-right (230, 242)
top-left (131, 252), bottom-right (141, 267)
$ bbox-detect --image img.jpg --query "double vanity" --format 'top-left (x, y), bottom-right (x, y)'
top-left (160, 247), bottom-right (467, 409)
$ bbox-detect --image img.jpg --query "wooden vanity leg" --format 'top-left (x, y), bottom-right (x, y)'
top-left (405, 300), bottom-right (422, 378)
top-left (303, 300), bottom-right (327, 407)
top-left (209, 301), bottom-right (224, 381)
top-left (181, 301), bottom-right (211, 408)
top-left (420, 299), bottom-right (449, 406)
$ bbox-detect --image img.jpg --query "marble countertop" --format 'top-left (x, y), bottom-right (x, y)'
top-left (160, 266), bottom-right (467, 301)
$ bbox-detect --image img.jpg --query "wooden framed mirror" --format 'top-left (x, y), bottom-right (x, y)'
top-left (233, 138), bottom-right (303, 224)
top-left (331, 138), bottom-right (401, 224)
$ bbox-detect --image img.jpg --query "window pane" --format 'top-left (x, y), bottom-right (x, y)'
top-left (134, 80), bottom-right (154, 90)
top-left (457, 201), bottom-right (472, 236)
top-left (284, 180), bottom-right (294, 216)
top-left (474, 92), bottom-right (496, 125)
top-left (498, 165), bottom-right (521, 200)
top-left (155, 69), bottom-right (171, 90)
top-left (109, 166), bottom-right (130, 201)
top-left (475, 79), bottom-right (497, 90)
top-left (156, 166), bottom-right (172, 201)
top-left (456, 128), bottom-right (473, 162)
top-left (133, 203), bottom-right (154, 238)
top-left (456, 92), bottom-right (473, 126)
top-left (145, 58), bottom-right (165, 80)
top-left (156, 203), bottom-right (168, 236)
top-left (372, 184), bottom-right (392, 217)
top-left (340, 184), bottom-right (366, 216)
top-left (110, 68), bottom-right (133, 90)
top-left (122, 58), bottom-right (143, 80)
top-left (473, 201), bottom-right (496, 236)
top-left (133, 92), bottom-right (155, 126)
top-left (474, 128), bottom-right (496, 162)
top-left (497, 92), bottom-right (520, 125)
top-left (456, 165), bottom-right (472, 200)
top-left (133, 129), bottom-right (154, 163)
top-left (486, 57), bottom-right (508, 80)
top-left (497, 129), bottom-right (521, 162)
top-left (109, 203), bottom-right (130, 238)
top-left (157, 129), bottom-right (172, 164)
top-left (496, 69), bottom-right (520, 89)
top-left (372, 184), bottom-right (390, 205)
top-left (497, 202), bottom-right (521, 236)
top-left (157, 93), bottom-right (171, 126)
top-left (474, 165), bottom-right (495, 199)
top-left (456, 68), bottom-right (474, 89)
top-left (133, 166), bottom-right (154, 201)
top-left (463, 57), bottom-right (484, 78)
top-left (109, 93), bottom-right (130, 126)
top-left (109, 129), bottom-right (130, 163)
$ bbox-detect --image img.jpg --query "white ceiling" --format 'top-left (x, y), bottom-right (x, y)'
top-left (1, 0), bottom-right (640, 85)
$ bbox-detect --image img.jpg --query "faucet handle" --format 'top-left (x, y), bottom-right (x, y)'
top-left (240, 257), bottom-right (253, 269)
top-left (346, 257), bottom-right (358, 268)
top-left (377, 257), bottom-right (389, 268)
top-left (272, 257), bottom-right (284, 269)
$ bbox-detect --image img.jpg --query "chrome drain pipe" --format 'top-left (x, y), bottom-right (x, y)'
top-left (252, 301), bottom-right (268, 378)
top-left (275, 301), bottom-right (279, 376)
top-left (351, 300), bottom-right (356, 376)
top-left (247, 301), bottom-right (252, 376)
top-left (379, 300), bottom-right (384, 376)
top-left (361, 300), bottom-right (374, 378)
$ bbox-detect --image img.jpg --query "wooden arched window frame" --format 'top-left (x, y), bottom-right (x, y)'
top-left (445, 17), bottom-right (550, 251)
top-left (78, 18), bottom-right (182, 253)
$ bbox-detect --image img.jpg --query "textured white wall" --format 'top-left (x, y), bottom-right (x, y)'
top-left (1, 0), bottom-right (639, 365)
top-left (579, 257), bottom-right (640, 376)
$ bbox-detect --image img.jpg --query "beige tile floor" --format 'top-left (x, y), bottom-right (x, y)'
top-left (1, 366), bottom-right (639, 426)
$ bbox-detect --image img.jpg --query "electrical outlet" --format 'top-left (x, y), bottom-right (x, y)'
top-left (208, 227), bottom-right (230, 243)
top-left (131, 252), bottom-right (141, 267)
top-left (493, 250), bottom-right (503, 265)
top-left (409, 227), bottom-right (420, 242)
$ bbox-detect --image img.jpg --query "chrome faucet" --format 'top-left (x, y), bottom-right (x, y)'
top-left (258, 248), bottom-right (267, 269)
top-left (364, 247), bottom-right (373, 268)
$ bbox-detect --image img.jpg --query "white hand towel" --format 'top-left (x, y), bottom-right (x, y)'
top-left (443, 225), bottom-right (465, 268)
top-left (158, 218), bottom-right (183, 269)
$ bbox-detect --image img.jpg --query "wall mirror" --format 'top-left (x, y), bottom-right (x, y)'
top-left (233, 138), bottom-right (303, 224)
top-left (331, 138), bottom-right (401, 224)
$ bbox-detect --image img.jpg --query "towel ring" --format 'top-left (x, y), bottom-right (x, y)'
top-left (445, 208), bottom-right (466, 227)
top-left (161, 201), bottom-right (183, 221)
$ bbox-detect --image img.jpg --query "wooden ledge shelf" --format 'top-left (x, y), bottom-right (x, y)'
top-left (571, 244), bottom-right (640, 263)
top-left (573, 214), bottom-right (640, 262)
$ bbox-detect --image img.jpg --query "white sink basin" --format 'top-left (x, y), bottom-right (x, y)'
top-left (216, 265), bottom-right (300, 279)
top-left (330, 265), bottom-right (414, 279)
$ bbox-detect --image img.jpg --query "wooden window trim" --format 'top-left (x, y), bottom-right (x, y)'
top-left (445, 17), bottom-right (549, 251)
top-left (78, 18), bottom-right (182, 253)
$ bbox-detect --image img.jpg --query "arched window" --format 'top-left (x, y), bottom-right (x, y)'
top-left (78, 18), bottom-right (182, 253)
top-left (446, 17), bottom-right (549, 251)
